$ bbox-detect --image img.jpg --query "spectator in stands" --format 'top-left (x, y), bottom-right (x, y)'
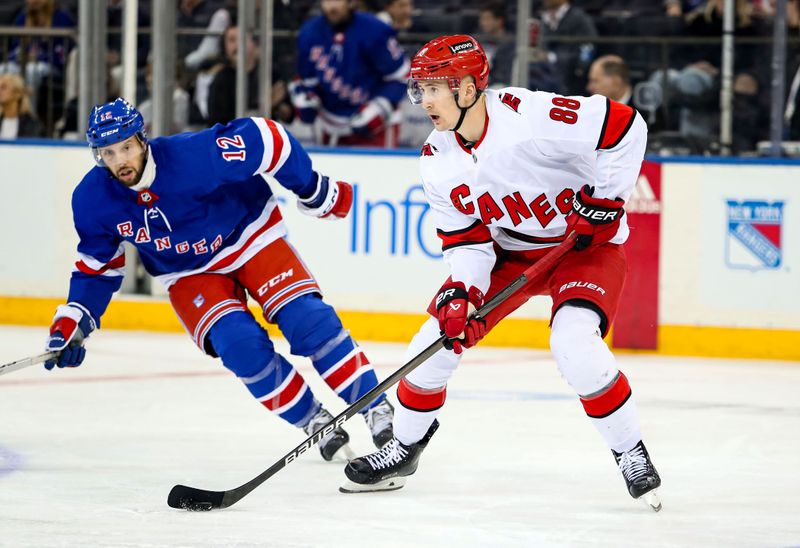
top-left (377, 0), bottom-right (411, 30)
top-left (573, 0), bottom-right (665, 16)
top-left (207, 25), bottom-right (294, 126)
top-left (0, 73), bottom-right (44, 139)
top-left (8, 0), bottom-right (74, 80)
top-left (477, 1), bottom-right (515, 87)
top-left (379, 0), bottom-right (429, 29)
top-left (5, 0), bottom-right (75, 131)
top-left (683, 0), bottom-right (760, 68)
top-left (650, 60), bottom-right (719, 145)
top-left (377, 0), bottom-right (430, 58)
top-left (730, 72), bottom-right (768, 153)
top-left (138, 60), bottom-right (191, 136)
top-left (179, 0), bottom-right (232, 72)
top-left (664, 0), bottom-right (705, 17)
top-left (538, 0), bottom-right (597, 95)
top-left (290, 0), bottom-right (409, 147)
top-left (586, 54), bottom-right (632, 104)
top-left (106, 0), bottom-right (151, 71)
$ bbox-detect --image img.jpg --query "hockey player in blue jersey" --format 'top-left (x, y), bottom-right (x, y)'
top-left (289, 0), bottom-right (410, 147)
top-left (42, 98), bottom-right (394, 460)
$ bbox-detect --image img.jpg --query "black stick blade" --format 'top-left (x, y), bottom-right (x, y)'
top-left (168, 485), bottom-right (225, 511)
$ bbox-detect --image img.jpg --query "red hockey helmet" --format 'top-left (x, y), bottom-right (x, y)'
top-left (407, 35), bottom-right (490, 104)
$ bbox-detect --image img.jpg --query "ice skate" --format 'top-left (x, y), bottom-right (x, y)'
top-left (363, 398), bottom-right (394, 449)
top-left (613, 440), bottom-right (662, 512)
top-left (303, 407), bottom-right (354, 462)
top-left (340, 420), bottom-right (439, 493)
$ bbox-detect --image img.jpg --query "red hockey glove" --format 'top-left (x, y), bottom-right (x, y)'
top-left (434, 281), bottom-right (486, 355)
top-left (297, 173), bottom-right (353, 220)
top-left (565, 185), bottom-right (625, 251)
top-left (350, 97), bottom-right (393, 137)
top-left (44, 304), bottom-right (95, 370)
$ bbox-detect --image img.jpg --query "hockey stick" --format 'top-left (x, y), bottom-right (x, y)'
top-left (167, 232), bottom-right (578, 511)
top-left (0, 351), bottom-right (58, 378)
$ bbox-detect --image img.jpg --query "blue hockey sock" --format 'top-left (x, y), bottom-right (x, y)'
top-left (311, 330), bottom-right (384, 411)
top-left (209, 312), bottom-right (319, 427)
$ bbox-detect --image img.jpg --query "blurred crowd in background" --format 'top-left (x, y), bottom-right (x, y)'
top-left (1, 0), bottom-right (799, 155)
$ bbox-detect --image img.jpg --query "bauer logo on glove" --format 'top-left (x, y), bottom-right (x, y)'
top-left (566, 184), bottom-right (626, 251)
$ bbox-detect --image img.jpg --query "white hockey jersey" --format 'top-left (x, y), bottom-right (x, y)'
top-left (419, 87), bottom-right (647, 294)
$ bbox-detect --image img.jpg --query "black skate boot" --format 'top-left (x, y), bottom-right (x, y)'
top-left (612, 440), bottom-right (662, 512)
top-left (363, 398), bottom-right (394, 449)
top-left (303, 407), bottom-right (353, 462)
top-left (339, 420), bottom-right (439, 493)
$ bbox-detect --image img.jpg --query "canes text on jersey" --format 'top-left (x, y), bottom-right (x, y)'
top-left (450, 184), bottom-right (576, 228)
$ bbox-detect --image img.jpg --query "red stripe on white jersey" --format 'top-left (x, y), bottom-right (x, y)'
top-left (437, 220), bottom-right (492, 251)
top-left (397, 379), bottom-right (446, 412)
top-left (598, 100), bottom-right (635, 150)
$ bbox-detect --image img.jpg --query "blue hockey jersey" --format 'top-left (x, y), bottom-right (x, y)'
top-left (68, 117), bottom-right (317, 327)
top-left (296, 12), bottom-right (409, 119)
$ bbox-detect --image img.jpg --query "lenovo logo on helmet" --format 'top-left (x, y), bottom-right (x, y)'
top-left (449, 41), bottom-right (474, 54)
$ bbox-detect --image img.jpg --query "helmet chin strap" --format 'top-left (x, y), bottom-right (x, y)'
top-left (450, 90), bottom-right (482, 134)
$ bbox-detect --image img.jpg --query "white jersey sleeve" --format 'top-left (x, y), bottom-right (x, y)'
top-left (422, 173), bottom-right (496, 295)
top-left (527, 92), bottom-right (646, 202)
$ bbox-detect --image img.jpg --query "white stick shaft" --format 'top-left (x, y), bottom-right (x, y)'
top-left (0, 352), bottom-right (57, 377)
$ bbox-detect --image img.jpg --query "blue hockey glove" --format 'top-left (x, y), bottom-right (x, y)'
top-left (288, 79), bottom-right (320, 124)
top-left (44, 304), bottom-right (95, 370)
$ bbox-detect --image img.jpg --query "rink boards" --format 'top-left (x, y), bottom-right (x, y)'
top-left (0, 141), bottom-right (797, 361)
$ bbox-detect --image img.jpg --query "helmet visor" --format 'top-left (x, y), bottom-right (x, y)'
top-left (407, 78), bottom-right (461, 105)
top-left (407, 79), bottom-right (424, 105)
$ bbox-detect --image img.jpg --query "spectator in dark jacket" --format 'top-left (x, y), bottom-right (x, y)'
top-left (539, 0), bottom-right (597, 95)
top-left (0, 73), bottom-right (44, 139)
top-left (207, 25), bottom-right (294, 126)
top-left (477, 1), bottom-right (515, 87)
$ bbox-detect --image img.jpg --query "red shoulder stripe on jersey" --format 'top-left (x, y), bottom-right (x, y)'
top-left (580, 371), bottom-right (632, 418)
top-left (500, 227), bottom-right (567, 245)
top-left (397, 379), bottom-right (446, 412)
top-left (74, 254), bottom-right (125, 275)
top-left (264, 119), bottom-right (284, 173)
top-left (596, 98), bottom-right (636, 150)
top-left (437, 219), bottom-right (492, 251)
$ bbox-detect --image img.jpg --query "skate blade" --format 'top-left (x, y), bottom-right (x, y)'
top-left (328, 443), bottom-right (357, 463)
top-left (638, 489), bottom-right (662, 512)
top-left (339, 476), bottom-right (406, 494)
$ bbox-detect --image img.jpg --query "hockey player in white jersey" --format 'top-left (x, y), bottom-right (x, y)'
top-left (341, 35), bottom-right (662, 511)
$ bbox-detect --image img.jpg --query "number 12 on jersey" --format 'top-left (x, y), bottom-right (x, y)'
top-left (216, 135), bottom-right (247, 162)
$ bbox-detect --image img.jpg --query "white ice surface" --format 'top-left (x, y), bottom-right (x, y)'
top-left (1, 326), bottom-right (798, 548)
